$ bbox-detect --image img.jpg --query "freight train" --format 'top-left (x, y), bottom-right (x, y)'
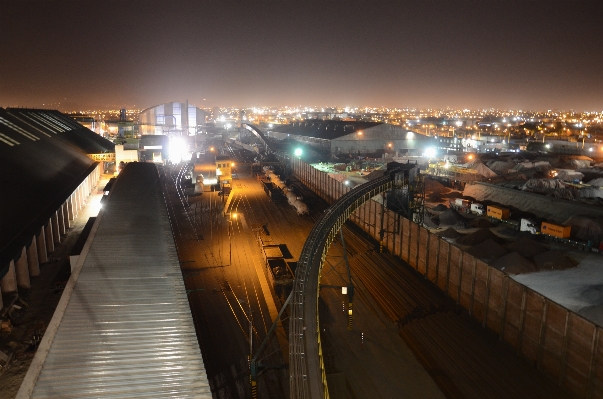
top-left (262, 166), bottom-right (309, 215)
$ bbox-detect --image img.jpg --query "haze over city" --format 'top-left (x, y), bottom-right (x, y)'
top-left (5, 2), bottom-right (603, 399)
top-left (1, 0), bottom-right (602, 111)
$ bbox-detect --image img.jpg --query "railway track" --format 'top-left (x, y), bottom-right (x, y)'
top-left (335, 223), bottom-right (574, 399)
top-left (167, 164), bottom-right (292, 398)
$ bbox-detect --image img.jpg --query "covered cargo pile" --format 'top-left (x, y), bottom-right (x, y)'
top-left (563, 216), bottom-right (603, 246)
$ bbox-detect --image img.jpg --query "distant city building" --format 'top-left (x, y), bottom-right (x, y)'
top-left (104, 119), bottom-right (135, 138)
top-left (139, 101), bottom-right (206, 136)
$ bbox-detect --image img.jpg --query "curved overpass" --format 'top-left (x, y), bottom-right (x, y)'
top-left (289, 168), bottom-right (404, 399)
top-left (241, 123), bottom-right (275, 153)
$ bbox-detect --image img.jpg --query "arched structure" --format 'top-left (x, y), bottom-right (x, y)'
top-left (241, 123), bottom-right (275, 153)
top-left (289, 167), bottom-right (406, 399)
top-left (139, 101), bottom-right (206, 136)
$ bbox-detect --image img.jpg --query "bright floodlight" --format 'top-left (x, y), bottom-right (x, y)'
top-left (169, 137), bottom-right (187, 163)
top-left (294, 148), bottom-right (302, 157)
top-left (424, 147), bottom-right (436, 157)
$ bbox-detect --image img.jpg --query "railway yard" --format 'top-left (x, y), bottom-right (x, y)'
top-left (165, 143), bottom-right (577, 398)
top-left (2, 140), bottom-right (594, 398)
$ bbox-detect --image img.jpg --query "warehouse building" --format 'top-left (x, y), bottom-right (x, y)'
top-left (0, 108), bottom-right (113, 308)
top-left (263, 120), bottom-right (435, 157)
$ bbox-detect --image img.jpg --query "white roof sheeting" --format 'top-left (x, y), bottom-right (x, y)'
top-left (18, 163), bottom-right (211, 399)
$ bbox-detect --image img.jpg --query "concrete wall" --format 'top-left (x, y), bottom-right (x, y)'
top-left (292, 158), bottom-right (603, 399)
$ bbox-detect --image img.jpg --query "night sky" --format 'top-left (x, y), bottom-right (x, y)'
top-left (1, 1), bottom-right (602, 111)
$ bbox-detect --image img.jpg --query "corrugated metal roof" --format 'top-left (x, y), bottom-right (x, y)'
top-left (0, 107), bottom-right (115, 276)
top-left (24, 163), bottom-right (211, 398)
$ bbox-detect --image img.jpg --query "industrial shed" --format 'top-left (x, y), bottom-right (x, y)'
top-left (0, 108), bottom-right (113, 297)
top-left (265, 119), bottom-right (435, 156)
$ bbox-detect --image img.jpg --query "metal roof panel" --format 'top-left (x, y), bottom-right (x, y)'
top-left (23, 163), bottom-right (211, 399)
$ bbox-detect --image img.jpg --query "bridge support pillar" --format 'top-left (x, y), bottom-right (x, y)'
top-left (45, 220), bottom-right (54, 253)
top-left (1, 260), bottom-right (17, 294)
top-left (37, 227), bottom-right (48, 264)
top-left (15, 247), bottom-right (30, 289)
top-left (27, 236), bottom-right (40, 277)
top-left (51, 212), bottom-right (61, 244)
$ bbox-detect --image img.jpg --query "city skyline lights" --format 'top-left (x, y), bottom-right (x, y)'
top-left (1, 1), bottom-right (602, 111)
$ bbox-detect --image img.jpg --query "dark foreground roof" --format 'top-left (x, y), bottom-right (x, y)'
top-left (7, 108), bottom-right (114, 154)
top-left (0, 108), bottom-right (114, 276)
top-left (271, 119), bottom-right (382, 140)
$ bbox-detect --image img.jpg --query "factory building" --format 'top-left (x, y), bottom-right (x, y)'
top-left (264, 120), bottom-right (435, 157)
top-left (139, 101), bottom-right (206, 136)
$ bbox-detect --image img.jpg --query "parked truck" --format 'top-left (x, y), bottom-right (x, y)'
top-left (449, 198), bottom-right (484, 215)
top-left (541, 222), bottom-right (571, 239)
top-left (449, 198), bottom-right (471, 213)
top-left (517, 219), bottom-right (588, 250)
top-left (470, 203), bottom-right (485, 216)
top-left (487, 205), bottom-right (510, 220)
top-left (520, 218), bottom-right (539, 234)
